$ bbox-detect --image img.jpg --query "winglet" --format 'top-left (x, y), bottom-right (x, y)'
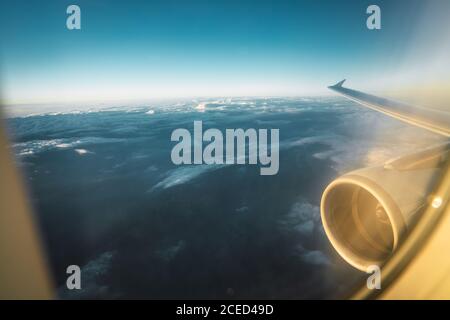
top-left (333, 79), bottom-right (346, 88)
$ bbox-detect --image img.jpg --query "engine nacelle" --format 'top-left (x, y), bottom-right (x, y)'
top-left (321, 164), bottom-right (440, 271)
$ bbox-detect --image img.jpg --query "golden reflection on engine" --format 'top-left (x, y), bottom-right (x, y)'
top-left (323, 183), bottom-right (395, 270)
top-left (352, 189), bottom-right (393, 253)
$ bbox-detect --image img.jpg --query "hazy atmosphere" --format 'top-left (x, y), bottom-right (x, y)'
top-left (1, 0), bottom-right (449, 107)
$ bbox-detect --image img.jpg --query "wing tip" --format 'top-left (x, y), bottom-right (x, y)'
top-left (328, 79), bottom-right (346, 89)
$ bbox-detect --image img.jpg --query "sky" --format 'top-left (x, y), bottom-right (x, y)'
top-left (1, 0), bottom-right (449, 105)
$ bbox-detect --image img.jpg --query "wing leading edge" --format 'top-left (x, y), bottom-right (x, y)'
top-left (328, 80), bottom-right (450, 137)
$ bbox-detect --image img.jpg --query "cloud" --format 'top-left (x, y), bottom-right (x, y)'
top-left (13, 137), bottom-right (125, 157)
top-left (195, 102), bottom-right (207, 112)
top-left (235, 206), bottom-right (249, 213)
top-left (75, 148), bottom-right (92, 155)
top-left (299, 250), bottom-right (330, 266)
top-left (156, 240), bottom-right (186, 262)
top-left (278, 199), bottom-right (330, 266)
top-left (150, 165), bottom-right (224, 191)
top-left (295, 220), bottom-right (315, 237)
top-left (281, 200), bottom-right (321, 231)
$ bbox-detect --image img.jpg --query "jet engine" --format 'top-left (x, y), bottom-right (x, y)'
top-left (321, 145), bottom-right (448, 271)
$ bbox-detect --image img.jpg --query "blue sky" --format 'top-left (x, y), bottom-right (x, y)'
top-left (1, 0), bottom-right (449, 104)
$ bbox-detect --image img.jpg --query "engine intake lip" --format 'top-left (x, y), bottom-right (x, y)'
top-left (321, 174), bottom-right (407, 271)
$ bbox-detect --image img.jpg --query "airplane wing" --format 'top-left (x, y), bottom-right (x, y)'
top-left (325, 80), bottom-right (450, 299)
top-left (328, 80), bottom-right (450, 137)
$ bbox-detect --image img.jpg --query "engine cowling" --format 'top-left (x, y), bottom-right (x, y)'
top-left (321, 164), bottom-right (440, 271)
